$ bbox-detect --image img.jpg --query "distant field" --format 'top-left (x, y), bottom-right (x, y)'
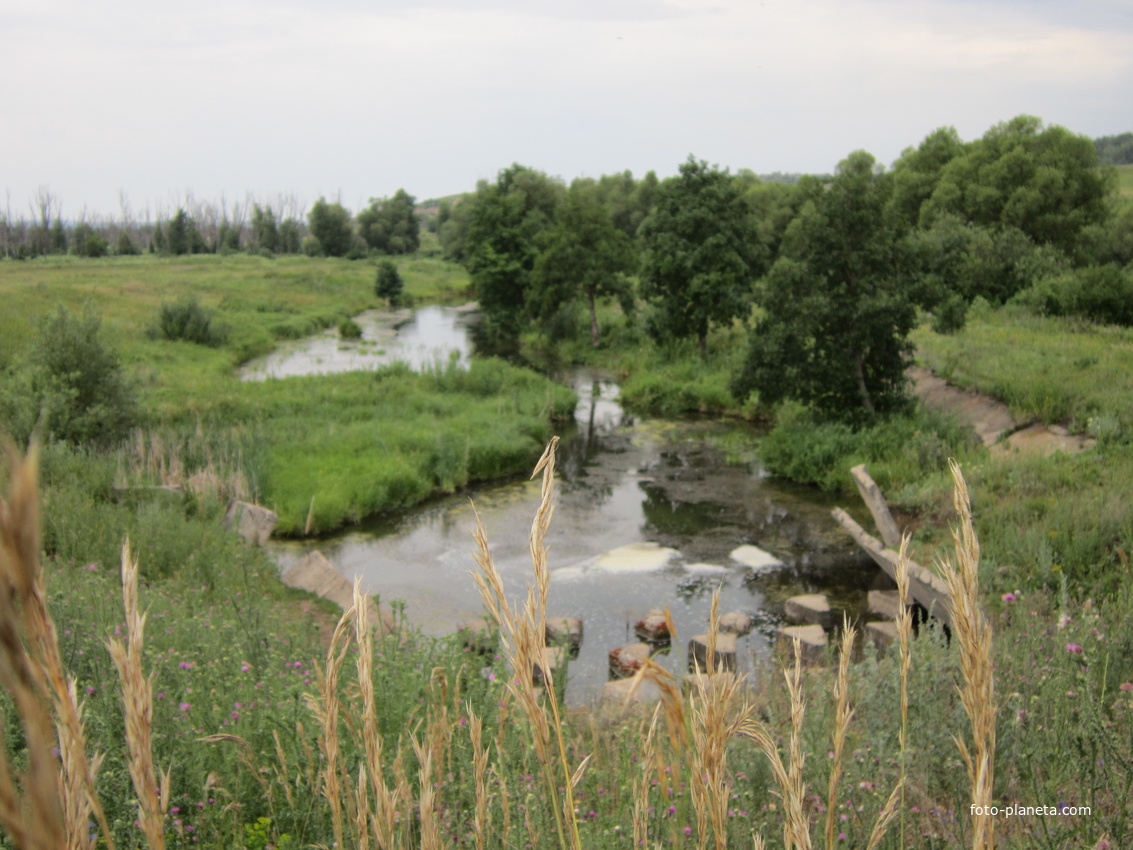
top-left (1116, 163), bottom-right (1133, 197)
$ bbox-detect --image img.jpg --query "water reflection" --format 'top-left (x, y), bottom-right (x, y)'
top-left (239, 305), bottom-right (478, 380)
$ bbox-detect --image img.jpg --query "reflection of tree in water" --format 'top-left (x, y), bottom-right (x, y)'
top-left (640, 483), bottom-right (729, 539)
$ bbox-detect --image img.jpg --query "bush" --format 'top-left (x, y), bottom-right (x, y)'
top-left (0, 305), bottom-right (140, 447)
top-left (1014, 264), bottom-right (1133, 326)
top-left (338, 318), bottom-right (363, 339)
top-left (148, 296), bottom-right (230, 347)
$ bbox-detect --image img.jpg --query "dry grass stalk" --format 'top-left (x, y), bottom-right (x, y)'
top-left (304, 603), bottom-right (355, 850)
top-left (688, 589), bottom-right (752, 850)
top-left (470, 437), bottom-right (584, 850)
top-left (411, 736), bottom-right (443, 850)
top-left (1, 445), bottom-right (120, 850)
top-left (468, 705), bottom-right (490, 850)
top-left (938, 461), bottom-right (996, 850)
top-left (824, 620), bottom-right (856, 850)
top-left (741, 639), bottom-right (811, 850)
top-left (895, 535), bottom-right (915, 850)
top-left (0, 445), bottom-right (67, 849)
top-left (107, 540), bottom-right (171, 850)
top-left (350, 578), bottom-right (398, 849)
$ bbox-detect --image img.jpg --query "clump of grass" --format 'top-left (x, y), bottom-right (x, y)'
top-left (148, 295), bottom-right (230, 347)
top-left (338, 318), bottom-right (363, 339)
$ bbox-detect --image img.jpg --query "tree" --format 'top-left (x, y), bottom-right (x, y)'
top-left (357, 189), bottom-right (420, 254)
top-left (530, 183), bottom-right (636, 347)
top-left (463, 164), bottom-right (565, 352)
top-left (307, 197), bottom-right (354, 257)
top-left (733, 151), bottom-right (915, 419)
top-left (250, 204), bottom-right (279, 253)
top-left (638, 156), bottom-right (766, 356)
top-left (921, 116), bottom-right (1112, 254)
top-left (165, 208), bottom-right (199, 256)
top-left (0, 305), bottom-right (139, 446)
top-left (375, 260), bottom-right (404, 306)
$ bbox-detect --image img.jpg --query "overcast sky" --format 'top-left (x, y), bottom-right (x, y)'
top-left (2, 0), bottom-right (1131, 218)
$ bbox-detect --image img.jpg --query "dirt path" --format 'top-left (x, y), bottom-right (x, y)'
top-left (908, 366), bottom-right (1095, 456)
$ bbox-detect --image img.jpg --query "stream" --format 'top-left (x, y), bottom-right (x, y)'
top-left (244, 307), bottom-right (878, 705)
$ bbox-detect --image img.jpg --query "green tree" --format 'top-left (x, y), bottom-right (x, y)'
top-left (375, 259), bottom-right (404, 306)
top-left (115, 230), bottom-right (141, 256)
top-left (733, 151), bottom-right (915, 419)
top-left (0, 305), bottom-right (139, 446)
top-left (278, 218), bottom-right (302, 254)
top-left (922, 116), bottom-right (1112, 254)
top-left (307, 197), bottom-right (355, 257)
top-left (886, 126), bottom-right (967, 228)
top-left (638, 156), bottom-right (766, 356)
top-left (463, 165), bottom-right (565, 352)
top-left (166, 208), bottom-right (196, 256)
top-left (251, 204), bottom-right (279, 253)
top-left (531, 183), bottom-right (637, 347)
top-left (357, 189), bottom-right (420, 254)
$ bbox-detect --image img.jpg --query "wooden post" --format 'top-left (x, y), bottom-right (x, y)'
top-left (850, 464), bottom-right (903, 549)
top-left (831, 508), bottom-right (952, 627)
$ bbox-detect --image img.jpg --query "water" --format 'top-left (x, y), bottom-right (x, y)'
top-left (239, 304), bottom-right (478, 380)
top-left (259, 313), bottom-right (881, 703)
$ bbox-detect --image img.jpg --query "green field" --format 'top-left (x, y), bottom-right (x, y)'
top-left (1117, 163), bottom-right (1133, 197)
top-left (0, 254), bottom-right (576, 533)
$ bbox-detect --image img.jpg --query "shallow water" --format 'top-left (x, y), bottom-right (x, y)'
top-left (263, 327), bottom-right (882, 704)
top-left (239, 304), bottom-right (477, 380)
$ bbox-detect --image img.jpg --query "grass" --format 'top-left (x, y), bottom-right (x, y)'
top-left (1115, 164), bottom-right (1133, 198)
top-left (5, 441), bottom-right (1129, 848)
top-left (1, 254), bottom-right (577, 533)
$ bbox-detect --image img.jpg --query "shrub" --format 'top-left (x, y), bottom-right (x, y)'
top-left (1014, 264), bottom-right (1133, 326)
top-left (338, 318), bottom-right (363, 339)
top-left (148, 295), bottom-right (230, 347)
top-left (0, 305), bottom-right (140, 447)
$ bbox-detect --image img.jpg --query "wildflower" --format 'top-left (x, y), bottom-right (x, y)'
top-left (179, 661), bottom-right (193, 670)
top-left (1066, 643), bottom-right (1083, 654)
top-left (684, 826), bottom-right (692, 836)
top-left (1001, 592), bottom-right (1016, 602)
top-left (179, 702), bottom-right (191, 712)
top-left (1120, 682), bottom-right (1133, 692)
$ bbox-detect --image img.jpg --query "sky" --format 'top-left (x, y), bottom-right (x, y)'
top-left (2, 0), bottom-right (1131, 219)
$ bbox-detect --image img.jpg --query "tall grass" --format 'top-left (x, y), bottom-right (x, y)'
top-left (2, 440), bottom-right (1132, 848)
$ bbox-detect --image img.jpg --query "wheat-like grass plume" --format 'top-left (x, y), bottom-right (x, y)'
top-left (470, 436), bottom-right (585, 850)
top-left (107, 540), bottom-right (169, 849)
top-left (895, 535), bottom-right (915, 850)
top-left (304, 602), bottom-right (355, 850)
top-left (825, 619), bottom-right (856, 850)
top-left (938, 461), bottom-right (996, 850)
top-left (1, 445), bottom-right (120, 850)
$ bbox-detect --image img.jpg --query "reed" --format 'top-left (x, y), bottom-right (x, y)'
top-left (938, 460), bottom-right (997, 850)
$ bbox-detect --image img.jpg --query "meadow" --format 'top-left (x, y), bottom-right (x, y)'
top-left (0, 254), bottom-right (575, 534)
top-left (2, 253), bottom-right (1132, 849)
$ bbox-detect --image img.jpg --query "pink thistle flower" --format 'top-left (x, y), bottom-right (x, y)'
top-left (1066, 643), bottom-right (1083, 654)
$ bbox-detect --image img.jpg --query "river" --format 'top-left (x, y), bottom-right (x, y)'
top-left (243, 307), bottom-right (877, 704)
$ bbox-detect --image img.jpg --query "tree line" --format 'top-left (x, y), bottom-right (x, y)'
top-left (0, 188), bottom-right (422, 260)
top-left (448, 115), bottom-right (1132, 421)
